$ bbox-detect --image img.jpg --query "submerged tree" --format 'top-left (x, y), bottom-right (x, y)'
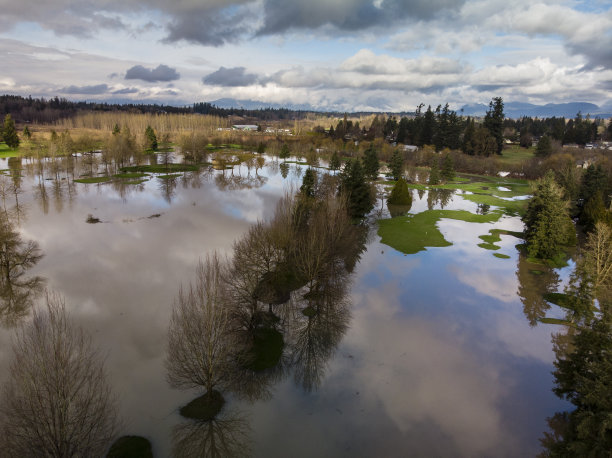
top-left (166, 253), bottom-right (235, 414)
top-left (0, 292), bottom-right (119, 456)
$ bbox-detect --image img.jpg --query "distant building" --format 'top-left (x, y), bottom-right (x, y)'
top-left (232, 124), bottom-right (258, 131)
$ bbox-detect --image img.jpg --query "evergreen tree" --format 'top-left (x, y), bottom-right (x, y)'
top-left (389, 150), bottom-right (404, 181)
top-left (257, 142), bottom-right (266, 155)
top-left (22, 126), bottom-right (31, 140)
top-left (279, 143), bottom-right (290, 161)
top-left (421, 105), bottom-right (435, 146)
top-left (396, 117), bottom-right (409, 144)
top-left (428, 157), bottom-right (440, 185)
top-left (362, 144), bottom-right (379, 180)
top-left (523, 171), bottom-right (574, 259)
top-left (144, 125), bottom-right (157, 151)
top-left (387, 178), bottom-right (412, 206)
top-left (546, 316), bottom-right (612, 455)
top-left (535, 135), bottom-right (553, 157)
top-left (300, 168), bottom-right (317, 198)
top-left (338, 159), bottom-right (374, 219)
top-left (484, 97), bottom-right (504, 154)
top-left (3, 114), bottom-right (19, 149)
top-left (462, 118), bottom-right (476, 155)
top-left (112, 124), bottom-right (121, 136)
top-left (441, 154), bottom-right (455, 182)
top-left (329, 151), bottom-right (341, 173)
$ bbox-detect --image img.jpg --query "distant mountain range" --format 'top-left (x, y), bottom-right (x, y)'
top-left (459, 102), bottom-right (612, 119)
top-left (209, 98), bottom-right (612, 119)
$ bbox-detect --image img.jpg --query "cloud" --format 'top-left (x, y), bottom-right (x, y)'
top-left (112, 87), bottom-right (139, 94)
top-left (203, 66), bottom-right (259, 87)
top-left (125, 64), bottom-right (180, 82)
top-left (60, 84), bottom-right (109, 95)
top-left (256, 0), bottom-right (465, 36)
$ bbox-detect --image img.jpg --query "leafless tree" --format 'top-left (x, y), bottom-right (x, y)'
top-left (166, 253), bottom-right (235, 396)
top-left (0, 292), bottom-right (119, 457)
top-left (172, 409), bottom-right (251, 458)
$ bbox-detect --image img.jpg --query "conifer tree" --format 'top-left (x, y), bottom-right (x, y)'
top-left (484, 97), bottom-right (504, 155)
top-left (441, 154), bottom-right (455, 182)
top-left (339, 159), bottom-right (374, 219)
top-left (329, 151), bottom-right (341, 173)
top-left (144, 125), bottom-right (157, 151)
top-left (428, 157), bottom-right (440, 185)
top-left (362, 144), bottom-right (379, 180)
top-left (535, 135), bottom-right (553, 157)
top-left (523, 171), bottom-right (574, 259)
top-left (389, 150), bottom-right (404, 181)
top-left (22, 126), bottom-right (31, 140)
top-left (279, 143), bottom-right (290, 161)
top-left (300, 168), bottom-right (317, 198)
top-left (387, 178), bottom-right (412, 206)
top-left (3, 114), bottom-right (19, 149)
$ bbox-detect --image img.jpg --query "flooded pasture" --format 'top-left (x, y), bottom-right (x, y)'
top-left (0, 152), bottom-right (570, 457)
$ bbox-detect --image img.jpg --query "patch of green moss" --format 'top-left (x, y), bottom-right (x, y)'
top-left (156, 174), bottom-right (182, 180)
top-left (75, 176), bottom-right (112, 184)
top-left (179, 390), bottom-right (225, 421)
top-left (493, 253), bottom-right (511, 259)
top-left (107, 436), bottom-right (153, 458)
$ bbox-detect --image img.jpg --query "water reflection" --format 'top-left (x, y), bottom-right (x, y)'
top-left (172, 409), bottom-right (251, 458)
top-left (516, 253), bottom-right (560, 326)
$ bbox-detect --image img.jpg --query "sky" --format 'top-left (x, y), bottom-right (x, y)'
top-left (0, 0), bottom-right (611, 112)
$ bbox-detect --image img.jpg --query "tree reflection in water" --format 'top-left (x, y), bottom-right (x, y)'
top-left (166, 180), bottom-right (367, 427)
top-left (0, 198), bottom-right (44, 327)
top-left (172, 409), bottom-right (251, 458)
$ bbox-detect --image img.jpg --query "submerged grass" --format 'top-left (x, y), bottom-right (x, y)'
top-left (74, 176), bottom-right (112, 184)
top-left (378, 209), bottom-right (502, 255)
top-left (494, 253), bottom-right (511, 259)
top-left (120, 163), bottom-right (199, 173)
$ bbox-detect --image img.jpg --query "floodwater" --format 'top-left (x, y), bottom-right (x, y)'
top-left (0, 153), bottom-right (570, 457)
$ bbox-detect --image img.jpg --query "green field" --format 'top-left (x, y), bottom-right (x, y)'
top-left (497, 145), bottom-right (535, 167)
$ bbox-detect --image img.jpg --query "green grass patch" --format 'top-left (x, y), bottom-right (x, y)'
top-left (538, 317), bottom-right (576, 327)
top-left (123, 179), bottom-right (147, 185)
top-left (179, 390), bottom-right (225, 421)
top-left (0, 143), bottom-right (20, 158)
top-left (478, 242), bottom-right (500, 250)
top-left (120, 163), bottom-right (199, 174)
top-left (75, 176), bottom-right (112, 184)
top-left (543, 292), bottom-right (576, 310)
top-left (107, 436), bottom-right (153, 458)
top-left (498, 145), bottom-right (535, 167)
top-left (378, 209), bottom-right (502, 255)
top-left (494, 253), bottom-right (511, 259)
top-left (113, 172), bottom-right (148, 179)
top-left (157, 173), bottom-right (182, 180)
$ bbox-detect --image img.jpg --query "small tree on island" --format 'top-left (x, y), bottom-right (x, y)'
top-left (3, 114), bottom-right (19, 149)
top-left (144, 125), bottom-right (158, 151)
top-left (387, 178), bottom-right (412, 206)
top-left (279, 143), bottom-right (290, 161)
top-left (523, 170), bottom-right (575, 259)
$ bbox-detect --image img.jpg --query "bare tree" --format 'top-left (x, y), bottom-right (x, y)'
top-left (0, 292), bottom-right (119, 457)
top-left (166, 253), bottom-right (235, 397)
top-left (172, 409), bottom-right (251, 458)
